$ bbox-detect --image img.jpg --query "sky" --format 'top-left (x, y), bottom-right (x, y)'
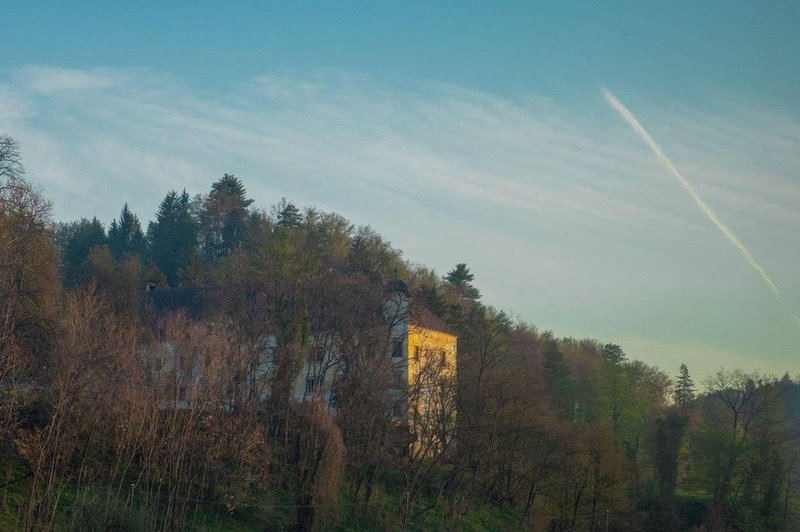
top-left (2, 1), bottom-right (799, 381)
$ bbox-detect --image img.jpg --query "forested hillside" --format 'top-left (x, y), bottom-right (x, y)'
top-left (1, 135), bottom-right (799, 531)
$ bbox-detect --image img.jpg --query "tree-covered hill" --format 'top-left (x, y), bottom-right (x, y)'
top-left (2, 135), bottom-right (799, 531)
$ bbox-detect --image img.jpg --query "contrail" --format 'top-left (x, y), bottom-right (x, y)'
top-left (602, 88), bottom-right (800, 329)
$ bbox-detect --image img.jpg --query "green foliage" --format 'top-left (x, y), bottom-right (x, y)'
top-left (1, 146), bottom-right (799, 531)
top-left (69, 494), bottom-right (148, 532)
top-left (542, 337), bottom-right (575, 421)
top-left (107, 203), bottom-right (146, 259)
top-left (688, 370), bottom-right (793, 530)
top-left (599, 344), bottom-right (630, 432)
top-left (444, 262), bottom-right (480, 301)
top-left (648, 413), bottom-right (688, 499)
top-left (445, 262), bottom-right (474, 285)
top-left (302, 208), bottom-right (353, 269)
top-left (276, 198), bottom-right (303, 229)
top-left (348, 225), bottom-right (404, 275)
top-left (674, 363), bottom-right (696, 407)
top-left (147, 189), bottom-right (197, 286)
top-left (201, 174), bottom-right (254, 259)
top-left (601, 343), bottom-right (626, 365)
top-left (56, 217), bottom-right (107, 287)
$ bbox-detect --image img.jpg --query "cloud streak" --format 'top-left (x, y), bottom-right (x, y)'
top-left (13, 65), bottom-right (123, 94)
top-left (603, 88), bottom-right (800, 329)
top-left (1, 65), bottom-right (798, 376)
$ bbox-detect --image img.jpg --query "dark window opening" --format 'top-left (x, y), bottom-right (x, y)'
top-left (392, 340), bottom-right (403, 359)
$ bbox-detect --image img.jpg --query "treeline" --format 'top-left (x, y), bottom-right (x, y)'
top-left (1, 134), bottom-right (799, 531)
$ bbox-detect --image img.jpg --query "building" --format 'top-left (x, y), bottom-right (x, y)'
top-left (143, 277), bottom-right (457, 457)
top-left (404, 304), bottom-right (458, 457)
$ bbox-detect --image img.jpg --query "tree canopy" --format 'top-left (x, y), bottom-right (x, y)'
top-left (147, 190), bottom-right (197, 286)
top-left (1, 136), bottom-right (798, 531)
top-left (445, 262), bottom-right (481, 300)
top-left (108, 203), bottom-right (146, 259)
top-left (201, 173), bottom-right (254, 258)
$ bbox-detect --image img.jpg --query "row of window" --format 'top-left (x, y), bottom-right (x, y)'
top-left (392, 342), bottom-right (449, 366)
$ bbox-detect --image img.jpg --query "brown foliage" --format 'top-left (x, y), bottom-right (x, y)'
top-left (18, 286), bottom-right (137, 529)
top-left (0, 175), bottom-right (60, 386)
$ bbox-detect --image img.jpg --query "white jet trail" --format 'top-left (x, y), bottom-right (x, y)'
top-left (602, 88), bottom-right (800, 329)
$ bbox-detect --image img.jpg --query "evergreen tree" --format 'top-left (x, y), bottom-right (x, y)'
top-left (147, 190), bottom-right (197, 286)
top-left (200, 174), bottom-right (254, 259)
top-left (445, 263), bottom-right (481, 300)
top-left (601, 343), bottom-right (627, 365)
top-left (107, 203), bottom-right (145, 259)
top-left (673, 363), bottom-right (695, 407)
top-left (56, 217), bottom-right (107, 287)
top-left (276, 198), bottom-right (303, 229)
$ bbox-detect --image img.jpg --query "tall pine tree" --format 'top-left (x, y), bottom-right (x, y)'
top-left (108, 203), bottom-right (145, 259)
top-left (673, 363), bottom-right (695, 407)
top-left (200, 174), bottom-right (253, 259)
top-left (276, 198), bottom-right (303, 229)
top-left (445, 263), bottom-right (481, 301)
top-left (147, 190), bottom-right (197, 286)
top-left (56, 217), bottom-right (107, 287)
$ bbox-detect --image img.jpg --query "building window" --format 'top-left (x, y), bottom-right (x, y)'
top-left (392, 403), bottom-right (401, 418)
top-left (391, 340), bottom-right (403, 359)
top-left (440, 349), bottom-right (447, 368)
top-left (413, 346), bottom-right (421, 362)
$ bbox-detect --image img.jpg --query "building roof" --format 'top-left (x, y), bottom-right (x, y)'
top-left (409, 304), bottom-right (457, 336)
top-left (384, 278), bottom-right (410, 296)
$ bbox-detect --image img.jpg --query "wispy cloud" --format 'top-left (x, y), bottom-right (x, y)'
top-left (12, 65), bottom-right (125, 94)
top-left (1, 65), bottom-right (798, 377)
top-left (3, 66), bottom-right (792, 238)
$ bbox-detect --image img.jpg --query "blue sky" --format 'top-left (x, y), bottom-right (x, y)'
top-left (2, 2), bottom-right (799, 380)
